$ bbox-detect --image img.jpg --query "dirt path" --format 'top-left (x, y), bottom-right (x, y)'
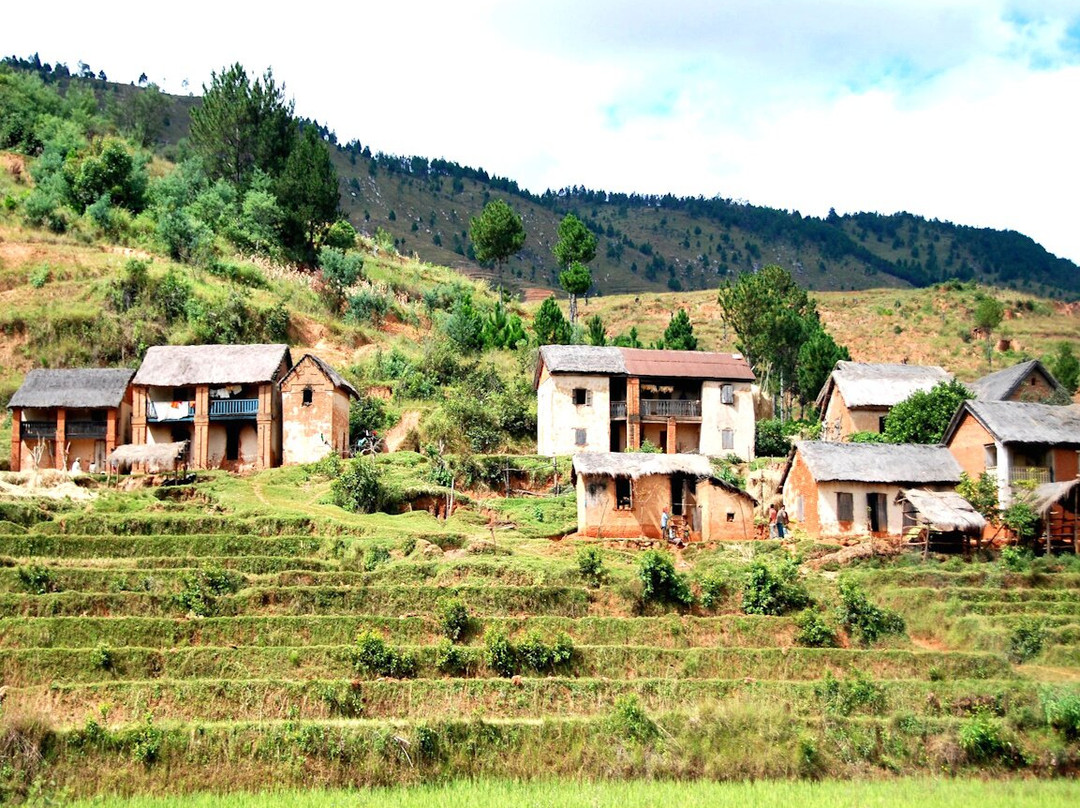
top-left (383, 410), bottom-right (421, 452)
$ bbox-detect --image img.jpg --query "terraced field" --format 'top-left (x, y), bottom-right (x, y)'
top-left (1, 495), bottom-right (1079, 799)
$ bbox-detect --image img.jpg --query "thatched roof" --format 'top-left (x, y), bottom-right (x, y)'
top-left (280, 354), bottom-right (359, 398)
top-left (790, 441), bottom-right (963, 485)
top-left (572, 452), bottom-right (756, 501)
top-left (536, 345), bottom-right (754, 388)
top-left (8, 368), bottom-right (134, 410)
top-left (107, 441), bottom-right (188, 472)
top-left (133, 344), bottom-right (291, 387)
top-left (896, 488), bottom-right (986, 534)
top-left (1030, 479), bottom-right (1080, 517)
top-left (971, 360), bottom-right (1063, 401)
top-left (815, 360), bottom-right (952, 410)
top-left (945, 400), bottom-right (1080, 446)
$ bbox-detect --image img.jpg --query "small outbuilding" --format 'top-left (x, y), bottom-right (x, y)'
top-left (970, 359), bottom-right (1064, 403)
top-left (894, 488), bottom-right (987, 555)
top-left (572, 452), bottom-right (758, 542)
top-left (279, 354), bottom-right (359, 465)
top-left (780, 441), bottom-right (965, 540)
top-left (1029, 479), bottom-right (1080, 554)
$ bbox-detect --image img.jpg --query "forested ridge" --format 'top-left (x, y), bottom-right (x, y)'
top-left (2, 53), bottom-right (1077, 299)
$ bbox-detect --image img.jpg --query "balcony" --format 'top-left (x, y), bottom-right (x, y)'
top-left (209, 398), bottom-right (259, 419)
top-left (20, 421), bottom-right (56, 440)
top-left (642, 399), bottom-right (701, 418)
top-left (988, 465), bottom-right (1053, 486)
top-left (66, 421), bottom-right (107, 439)
top-left (147, 401), bottom-right (195, 421)
top-left (610, 401), bottom-right (627, 418)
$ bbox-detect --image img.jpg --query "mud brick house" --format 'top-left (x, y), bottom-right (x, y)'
top-left (573, 452), bottom-right (758, 542)
top-left (279, 353), bottom-right (359, 465)
top-left (943, 400), bottom-right (1080, 507)
top-left (8, 368), bottom-right (134, 472)
top-left (779, 441), bottom-right (965, 540)
top-left (130, 344), bottom-right (292, 471)
top-left (535, 345), bottom-right (757, 459)
top-left (816, 361), bottom-right (951, 441)
top-left (970, 359), bottom-right (1065, 402)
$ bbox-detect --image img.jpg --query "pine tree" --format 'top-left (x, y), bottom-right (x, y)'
top-left (662, 309), bottom-right (698, 351)
top-left (533, 297), bottom-right (571, 345)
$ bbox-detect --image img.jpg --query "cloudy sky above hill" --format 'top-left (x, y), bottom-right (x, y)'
top-left (5, 1), bottom-right (1080, 261)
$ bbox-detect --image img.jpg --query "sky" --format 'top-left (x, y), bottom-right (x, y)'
top-left (5, 1), bottom-right (1080, 262)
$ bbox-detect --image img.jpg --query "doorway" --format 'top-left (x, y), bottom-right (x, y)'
top-left (867, 492), bottom-right (888, 533)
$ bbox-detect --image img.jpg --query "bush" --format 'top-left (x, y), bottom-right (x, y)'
top-left (575, 545), bottom-right (605, 586)
top-left (434, 638), bottom-right (468, 676)
top-left (131, 717), bottom-right (164, 766)
top-left (92, 642), bottom-right (115, 672)
top-left (816, 670), bottom-right (886, 715)
top-left (331, 457), bottom-right (387, 514)
top-left (609, 695), bottom-right (658, 743)
top-left (347, 289), bottom-right (393, 326)
top-left (362, 545), bottom-right (391, 571)
top-left (17, 564), bottom-right (59, 594)
top-left (517, 630), bottom-right (574, 673)
top-left (697, 570), bottom-right (731, 610)
top-left (350, 631), bottom-right (417, 678)
top-left (1008, 617), bottom-right (1047, 664)
top-left (637, 549), bottom-right (693, 606)
top-left (835, 579), bottom-right (905, 646)
top-left (438, 597), bottom-right (470, 642)
top-left (741, 557), bottom-right (809, 616)
top-left (755, 418), bottom-right (795, 457)
top-left (795, 607), bottom-right (839, 648)
top-left (958, 709), bottom-right (1010, 763)
top-left (483, 627), bottom-right (517, 677)
top-left (1042, 689), bottom-right (1080, 740)
top-left (999, 544), bottom-right (1033, 571)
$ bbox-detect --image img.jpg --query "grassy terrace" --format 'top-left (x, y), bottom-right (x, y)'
top-left (0, 468), bottom-right (1079, 799)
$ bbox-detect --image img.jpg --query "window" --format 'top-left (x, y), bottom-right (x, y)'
top-left (721, 428), bottom-right (735, 450)
top-left (984, 444), bottom-right (998, 469)
top-left (615, 477), bottom-right (633, 510)
top-left (726, 511), bottom-right (735, 522)
top-left (836, 492), bottom-right (854, 522)
top-left (721, 384), bottom-right (734, 405)
top-left (574, 428), bottom-right (587, 447)
top-left (573, 388), bottom-right (592, 406)
top-left (302, 387), bottom-right (313, 406)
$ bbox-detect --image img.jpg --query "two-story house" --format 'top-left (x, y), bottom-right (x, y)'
top-left (130, 344), bottom-right (292, 470)
top-left (7, 368), bottom-right (134, 472)
top-left (534, 345), bottom-right (756, 459)
top-left (943, 400), bottom-right (1080, 506)
top-left (816, 361), bottom-right (952, 441)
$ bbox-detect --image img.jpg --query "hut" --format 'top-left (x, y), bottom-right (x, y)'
top-left (1029, 479), bottom-right (1080, 554)
top-left (780, 441), bottom-right (964, 540)
top-left (279, 354), bottom-right (359, 465)
top-left (7, 368), bottom-right (134, 472)
top-left (970, 359), bottom-right (1064, 402)
top-left (572, 452), bottom-right (758, 542)
top-left (107, 441), bottom-right (189, 474)
top-left (816, 361), bottom-right (952, 441)
top-left (130, 344), bottom-right (291, 470)
top-left (894, 488), bottom-right (987, 556)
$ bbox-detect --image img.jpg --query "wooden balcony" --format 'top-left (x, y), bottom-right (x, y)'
top-left (209, 398), bottom-right (259, 418)
top-left (641, 399), bottom-right (701, 418)
top-left (66, 421), bottom-right (107, 439)
top-left (988, 465), bottom-right (1053, 486)
top-left (20, 421), bottom-right (56, 440)
top-left (147, 401), bottom-right (195, 421)
top-left (610, 401), bottom-right (627, 418)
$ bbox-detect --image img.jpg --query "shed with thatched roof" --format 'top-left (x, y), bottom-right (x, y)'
top-left (573, 452), bottom-right (758, 542)
top-left (536, 345), bottom-right (757, 459)
top-left (107, 441), bottom-right (188, 474)
top-left (816, 361), bottom-right (952, 441)
top-left (130, 344), bottom-right (292, 471)
top-left (8, 368), bottom-right (135, 472)
top-left (894, 488), bottom-right (987, 555)
top-left (279, 354), bottom-right (359, 465)
top-left (1028, 479), bottom-right (1080, 554)
top-left (780, 441), bottom-right (963, 540)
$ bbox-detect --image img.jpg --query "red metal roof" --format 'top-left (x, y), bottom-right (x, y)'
top-left (619, 348), bottom-right (755, 381)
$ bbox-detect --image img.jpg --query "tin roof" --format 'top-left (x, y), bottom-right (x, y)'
top-left (537, 345), bottom-right (754, 387)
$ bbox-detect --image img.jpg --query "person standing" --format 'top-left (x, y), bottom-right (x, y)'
top-left (767, 503), bottom-right (778, 538)
top-left (661, 506), bottom-right (671, 543)
top-left (776, 504), bottom-right (789, 539)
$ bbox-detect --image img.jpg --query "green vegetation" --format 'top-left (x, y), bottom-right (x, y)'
top-left (882, 379), bottom-right (973, 444)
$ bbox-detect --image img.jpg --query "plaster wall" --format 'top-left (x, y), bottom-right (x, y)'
top-left (700, 381), bottom-right (755, 459)
top-left (537, 372), bottom-right (611, 455)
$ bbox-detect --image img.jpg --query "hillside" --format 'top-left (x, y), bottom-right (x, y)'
top-left (4, 58), bottom-right (1078, 300)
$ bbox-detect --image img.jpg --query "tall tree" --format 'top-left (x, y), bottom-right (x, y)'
top-left (469, 199), bottom-right (526, 274)
top-left (190, 63), bottom-right (295, 190)
top-left (586, 314), bottom-right (607, 346)
top-left (717, 265), bottom-right (818, 400)
top-left (796, 325), bottom-right (851, 407)
top-left (1051, 342), bottom-right (1080, 394)
top-left (973, 295), bottom-right (1004, 370)
top-left (276, 125), bottom-right (340, 258)
top-left (662, 309), bottom-right (698, 351)
top-left (553, 213), bottom-right (597, 324)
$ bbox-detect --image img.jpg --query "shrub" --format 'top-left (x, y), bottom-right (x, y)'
top-left (437, 597), bottom-right (470, 642)
top-left (697, 570), bottom-right (731, 610)
top-left (347, 289), bottom-right (393, 326)
top-left (350, 631), bottom-right (417, 678)
top-left (741, 557), bottom-right (809, 616)
top-left (637, 549), bottom-right (693, 606)
top-left (958, 709), bottom-right (1010, 763)
top-left (816, 670), bottom-right (886, 715)
top-left (518, 629), bottom-right (554, 672)
top-left (92, 642), bottom-right (115, 671)
top-left (362, 545), bottom-right (391, 571)
top-left (835, 579), bottom-right (905, 646)
top-left (795, 608), bottom-right (839, 648)
top-left (575, 545), bottom-right (605, 586)
top-left (1008, 617), bottom-right (1047, 664)
top-left (28, 264), bottom-right (50, 288)
top-left (609, 695), bottom-right (658, 743)
top-left (999, 545), bottom-right (1033, 571)
top-left (17, 564), bottom-right (59, 594)
top-left (434, 638), bottom-right (468, 676)
top-left (483, 628), bottom-right (517, 677)
top-left (131, 716), bottom-right (164, 766)
top-left (1042, 689), bottom-right (1080, 740)
top-left (331, 457), bottom-right (387, 513)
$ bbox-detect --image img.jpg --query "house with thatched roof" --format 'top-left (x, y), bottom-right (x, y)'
top-left (1028, 478), bottom-right (1080, 553)
top-left (130, 344), bottom-right (292, 471)
top-left (7, 368), bottom-right (134, 472)
top-left (279, 354), bottom-right (359, 465)
top-left (779, 441), bottom-right (964, 540)
top-left (535, 345), bottom-right (756, 459)
top-left (970, 359), bottom-right (1064, 403)
top-left (943, 400), bottom-right (1080, 508)
top-left (816, 361), bottom-right (952, 441)
top-left (573, 452), bottom-right (758, 542)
